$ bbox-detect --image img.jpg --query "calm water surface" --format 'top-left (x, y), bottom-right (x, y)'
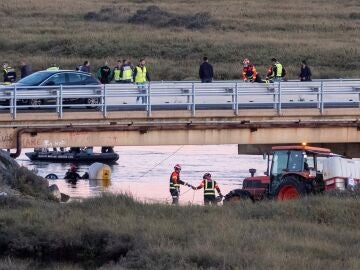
top-left (16, 145), bottom-right (266, 205)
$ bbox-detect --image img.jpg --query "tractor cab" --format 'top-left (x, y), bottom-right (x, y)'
top-left (267, 145), bottom-right (331, 199)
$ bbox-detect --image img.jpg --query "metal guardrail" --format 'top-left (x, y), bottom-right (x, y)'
top-left (0, 79), bottom-right (360, 119)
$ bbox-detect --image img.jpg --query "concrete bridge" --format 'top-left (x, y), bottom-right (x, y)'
top-left (1, 108), bottom-right (360, 157)
top-left (1, 80), bottom-right (360, 157)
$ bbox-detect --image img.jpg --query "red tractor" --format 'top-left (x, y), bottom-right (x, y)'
top-left (224, 145), bottom-right (360, 202)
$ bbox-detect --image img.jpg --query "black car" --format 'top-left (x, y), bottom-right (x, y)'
top-left (0, 70), bottom-right (101, 107)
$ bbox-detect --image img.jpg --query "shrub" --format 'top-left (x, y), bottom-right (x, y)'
top-left (349, 13), bottom-right (360, 20)
top-left (128, 6), bottom-right (216, 29)
top-left (0, 227), bottom-right (133, 268)
top-left (11, 167), bottom-right (52, 200)
top-left (84, 6), bottom-right (129, 23)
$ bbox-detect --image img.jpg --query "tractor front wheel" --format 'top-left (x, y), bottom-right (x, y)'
top-left (223, 189), bottom-right (255, 204)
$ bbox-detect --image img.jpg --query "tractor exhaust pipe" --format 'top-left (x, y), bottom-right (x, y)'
top-left (249, 168), bottom-right (256, 177)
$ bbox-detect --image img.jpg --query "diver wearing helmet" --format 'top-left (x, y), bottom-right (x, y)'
top-left (195, 173), bottom-right (223, 205)
top-left (64, 164), bottom-right (88, 183)
top-left (169, 164), bottom-right (194, 205)
top-left (242, 58), bottom-right (262, 83)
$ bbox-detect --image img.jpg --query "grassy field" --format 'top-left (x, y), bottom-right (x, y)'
top-left (0, 0), bottom-right (359, 80)
top-left (0, 193), bottom-right (359, 269)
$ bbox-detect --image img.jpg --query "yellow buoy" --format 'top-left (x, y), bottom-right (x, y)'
top-left (88, 162), bottom-right (112, 180)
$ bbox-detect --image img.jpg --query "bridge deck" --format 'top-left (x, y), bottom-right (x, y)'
top-left (1, 80), bottom-right (360, 157)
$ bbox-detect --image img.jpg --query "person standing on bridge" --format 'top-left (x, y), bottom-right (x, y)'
top-left (20, 61), bottom-right (32, 79)
top-left (97, 61), bottom-right (113, 84)
top-left (120, 59), bottom-right (133, 83)
top-left (79, 60), bottom-right (91, 73)
top-left (299, 60), bottom-right (312, 81)
top-left (195, 173), bottom-right (223, 205)
top-left (113, 60), bottom-right (122, 83)
top-left (134, 58), bottom-right (150, 103)
top-left (2, 63), bottom-right (17, 84)
top-left (169, 164), bottom-right (194, 205)
top-left (199, 56), bottom-right (213, 83)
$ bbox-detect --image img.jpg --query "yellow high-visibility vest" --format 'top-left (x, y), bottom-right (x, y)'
top-left (114, 69), bottom-right (121, 81)
top-left (275, 63), bottom-right (283, 77)
top-left (122, 66), bottom-right (133, 81)
top-left (204, 180), bottom-right (216, 196)
top-left (135, 66), bottom-right (147, 83)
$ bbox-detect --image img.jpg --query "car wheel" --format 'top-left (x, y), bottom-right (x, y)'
top-left (86, 97), bottom-right (100, 109)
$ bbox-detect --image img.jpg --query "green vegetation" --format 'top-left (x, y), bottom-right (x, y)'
top-left (0, 151), bottom-right (56, 201)
top-left (0, 0), bottom-right (359, 80)
top-left (0, 193), bottom-right (360, 269)
top-left (10, 167), bottom-right (55, 200)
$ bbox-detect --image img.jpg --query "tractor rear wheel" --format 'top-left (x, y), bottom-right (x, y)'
top-left (275, 175), bottom-right (306, 201)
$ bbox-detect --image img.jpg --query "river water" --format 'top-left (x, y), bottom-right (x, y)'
top-left (16, 145), bottom-right (266, 205)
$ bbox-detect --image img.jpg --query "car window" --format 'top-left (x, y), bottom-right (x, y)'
top-left (68, 73), bottom-right (98, 85)
top-left (17, 72), bottom-right (53, 86)
top-left (68, 73), bottom-right (84, 84)
top-left (83, 76), bottom-right (99, 84)
top-left (44, 73), bottom-right (66, 85)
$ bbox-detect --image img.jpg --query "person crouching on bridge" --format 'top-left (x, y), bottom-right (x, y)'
top-left (195, 173), bottom-right (223, 205)
top-left (169, 164), bottom-right (193, 205)
top-left (242, 58), bottom-right (262, 83)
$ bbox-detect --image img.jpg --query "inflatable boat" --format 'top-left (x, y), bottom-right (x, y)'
top-left (25, 149), bottom-right (119, 163)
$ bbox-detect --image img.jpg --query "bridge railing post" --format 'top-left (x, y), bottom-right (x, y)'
top-left (272, 83), bottom-right (276, 109)
top-left (59, 85), bottom-right (63, 119)
top-left (186, 85), bottom-right (191, 111)
top-left (12, 85), bottom-right (16, 119)
top-left (56, 86), bottom-right (60, 115)
top-left (147, 83), bottom-right (152, 117)
top-left (103, 84), bottom-right (107, 118)
top-left (316, 82), bottom-right (320, 110)
top-left (320, 80), bottom-right (324, 114)
top-left (192, 83), bottom-right (196, 116)
top-left (100, 84), bottom-right (105, 114)
top-left (235, 82), bottom-right (239, 115)
top-left (231, 83), bottom-right (235, 111)
top-left (277, 81), bottom-right (282, 115)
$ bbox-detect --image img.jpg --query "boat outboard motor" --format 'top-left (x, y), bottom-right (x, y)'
top-left (249, 168), bottom-right (256, 177)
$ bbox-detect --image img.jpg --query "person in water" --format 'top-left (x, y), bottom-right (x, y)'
top-left (64, 164), bottom-right (88, 182)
